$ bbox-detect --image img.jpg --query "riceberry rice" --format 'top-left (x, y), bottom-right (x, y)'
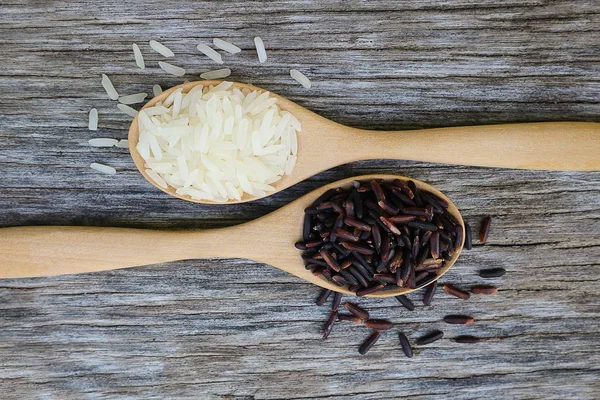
top-left (359, 331), bottom-right (381, 355)
top-left (398, 332), bottom-right (413, 358)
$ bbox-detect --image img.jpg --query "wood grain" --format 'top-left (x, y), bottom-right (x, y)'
top-left (0, 0), bottom-right (599, 399)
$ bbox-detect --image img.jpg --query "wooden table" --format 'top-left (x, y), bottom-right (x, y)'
top-left (1, 1), bottom-right (599, 399)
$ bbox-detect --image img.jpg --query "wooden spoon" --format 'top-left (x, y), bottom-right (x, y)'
top-left (0, 175), bottom-right (463, 298)
top-left (129, 80), bottom-right (600, 204)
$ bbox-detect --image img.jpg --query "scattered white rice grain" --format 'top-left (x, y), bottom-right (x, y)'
top-left (115, 139), bottom-right (129, 148)
top-left (89, 138), bottom-right (118, 147)
top-left (153, 85), bottom-right (163, 97)
top-left (290, 69), bottom-right (311, 89)
top-left (90, 162), bottom-right (116, 175)
top-left (117, 103), bottom-right (138, 117)
top-left (200, 68), bottom-right (232, 80)
top-left (132, 43), bottom-right (145, 69)
top-left (254, 37), bottom-right (267, 63)
top-left (285, 155), bottom-right (297, 175)
top-left (145, 169), bottom-right (168, 188)
top-left (196, 43), bottom-right (223, 64)
top-left (158, 61), bottom-right (186, 77)
top-left (213, 38), bottom-right (241, 54)
top-left (88, 108), bottom-right (98, 130)
top-left (149, 40), bottom-right (174, 57)
top-left (119, 92), bottom-right (148, 105)
top-left (101, 74), bottom-right (119, 100)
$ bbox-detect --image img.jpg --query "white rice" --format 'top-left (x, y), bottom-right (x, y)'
top-left (200, 68), bottom-right (232, 80)
top-left (136, 82), bottom-right (300, 201)
top-left (90, 162), bottom-right (116, 175)
top-left (88, 108), bottom-right (98, 130)
top-left (119, 92), bottom-right (148, 104)
top-left (213, 38), bottom-right (241, 54)
top-left (149, 40), bottom-right (174, 57)
top-left (153, 85), bottom-right (163, 97)
top-left (158, 61), bottom-right (186, 77)
top-left (117, 103), bottom-right (138, 117)
top-left (196, 43), bottom-right (223, 64)
top-left (115, 139), bottom-right (129, 148)
top-left (290, 69), bottom-right (311, 89)
top-left (132, 43), bottom-right (145, 69)
top-left (101, 74), bottom-right (119, 100)
top-left (89, 138), bottom-right (119, 147)
top-left (254, 37), bottom-right (267, 63)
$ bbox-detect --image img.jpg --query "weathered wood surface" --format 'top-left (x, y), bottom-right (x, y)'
top-left (1, 0), bottom-right (599, 399)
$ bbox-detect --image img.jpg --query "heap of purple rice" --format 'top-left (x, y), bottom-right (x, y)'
top-left (296, 179), bottom-right (464, 296)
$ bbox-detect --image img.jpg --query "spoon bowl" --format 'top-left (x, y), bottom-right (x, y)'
top-left (0, 175), bottom-right (463, 298)
top-left (129, 81), bottom-right (600, 204)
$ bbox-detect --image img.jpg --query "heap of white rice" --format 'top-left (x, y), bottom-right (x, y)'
top-left (136, 81), bottom-right (300, 202)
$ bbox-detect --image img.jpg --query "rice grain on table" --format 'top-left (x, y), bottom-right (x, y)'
top-left (149, 40), bottom-right (174, 57)
top-left (290, 69), bottom-right (311, 88)
top-left (116, 103), bottom-right (138, 117)
top-left (115, 139), bottom-right (129, 148)
top-left (90, 163), bottom-right (116, 175)
top-left (254, 37), bottom-right (267, 63)
top-left (88, 108), bottom-right (98, 130)
top-left (213, 38), bottom-right (241, 54)
top-left (136, 81), bottom-right (300, 202)
top-left (153, 85), bottom-right (163, 97)
top-left (88, 138), bottom-right (118, 147)
top-left (101, 74), bottom-right (119, 100)
top-left (200, 68), bottom-right (232, 80)
top-left (119, 93), bottom-right (148, 104)
top-left (158, 61), bottom-right (186, 77)
top-left (132, 43), bottom-right (145, 69)
top-left (196, 43), bottom-right (223, 64)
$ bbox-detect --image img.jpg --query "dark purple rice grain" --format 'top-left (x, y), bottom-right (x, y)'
top-left (403, 207), bottom-right (431, 217)
top-left (408, 221), bottom-right (439, 231)
top-left (453, 225), bottom-right (463, 250)
top-left (479, 216), bottom-right (491, 244)
top-left (414, 271), bottom-right (428, 284)
top-left (407, 181), bottom-right (422, 206)
top-left (378, 200), bottom-right (400, 215)
top-left (464, 223), bottom-right (473, 250)
top-left (338, 269), bottom-right (359, 286)
top-left (479, 268), bottom-right (506, 278)
top-left (422, 281), bottom-right (437, 306)
top-left (343, 199), bottom-right (355, 217)
top-left (471, 285), bottom-right (498, 295)
top-left (330, 275), bottom-right (346, 287)
top-left (294, 242), bottom-right (308, 250)
top-left (353, 189), bottom-right (364, 218)
top-left (443, 283), bottom-right (470, 300)
top-left (303, 214), bottom-right (312, 241)
top-left (416, 245), bottom-right (431, 268)
top-left (320, 249), bottom-right (340, 272)
top-left (371, 224), bottom-right (382, 253)
top-left (370, 180), bottom-right (386, 202)
top-left (352, 252), bottom-right (376, 275)
top-left (443, 315), bottom-right (474, 324)
top-left (359, 331), bottom-right (382, 355)
top-left (334, 228), bottom-right (360, 242)
top-left (411, 235), bottom-right (420, 261)
top-left (344, 302), bottom-right (370, 320)
top-left (351, 261), bottom-right (375, 283)
top-left (338, 314), bottom-right (363, 324)
top-left (415, 330), bottom-right (443, 345)
top-left (398, 332), bottom-right (413, 358)
top-left (331, 292), bottom-right (342, 311)
top-left (322, 310), bottom-right (338, 339)
top-left (454, 335), bottom-right (481, 344)
top-left (395, 295), bottom-right (415, 311)
top-left (374, 273), bottom-right (396, 284)
top-left (388, 251), bottom-right (404, 273)
top-left (344, 216), bottom-right (371, 231)
top-left (430, 231), bottom-right (440, 259)
top-left (341, 242), bottom-right (374, 255)
top-left (416, 273), bottom-right (437, 288)
top-left (365, 319), bottom-right (393, 330)
top-left (381, 235), bottom-right (392, 261)
top-left (316, 289), bottom-right (332, 306)
top-left (393, 179), bottom-right (414, 199)
top-left (380, 217), bottom-right (402, 235)
top-left (348, 266), bottom-right (369, 287)
top-left (356, 284), bottom-right (385, 297)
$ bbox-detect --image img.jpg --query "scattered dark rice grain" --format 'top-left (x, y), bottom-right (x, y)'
top-left (359, 331), bottom-right (382, 355)
top-left (416, 330), bottom-right (443, 345)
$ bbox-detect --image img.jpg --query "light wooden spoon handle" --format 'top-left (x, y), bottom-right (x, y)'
top-left (0, 225), bottom-right (257, 278)
top-left (343, 122), bottom-right (599, 171)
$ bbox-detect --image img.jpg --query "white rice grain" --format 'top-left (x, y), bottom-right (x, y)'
top-left (117, 103), bottom-right (138, 117)
top-left (158, 61), bottom-right (186, 77)
top-left (88, 108), bottom-right (98, 131)
top-left (153, 84), bottom-right (162, 97)
top-left (90, 162), bottom-right (116, 175)
top-left (196, 43), bottom-right (223, 64)
top-left (213, 38), bottom-right (241, 54)
top-left (119, 92), bottom-right (148, 104)
top-left (89, 138), bottom-right (118, 147)
top-left (149, 40), bottom-right (174, 57)
top-left (200, 68), bottom-right (232, 80)
top-left (101, 74), bottom-right (119, 100)
top-left (145, 169), bottom-right (168, 188)
top-left (254, 37), bottom-right (267, 63)
top-left (290, 69), bottom-right (311, 89)
top-left (115, 139), bottom-right (129, 148)
top-left (132, 43), bottom-right (145, 69)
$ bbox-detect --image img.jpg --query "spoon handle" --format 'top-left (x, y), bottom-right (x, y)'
top-left (0, 225), bottom-right (259, 278)
top-left (340, 122), bottom-right (599, 171)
